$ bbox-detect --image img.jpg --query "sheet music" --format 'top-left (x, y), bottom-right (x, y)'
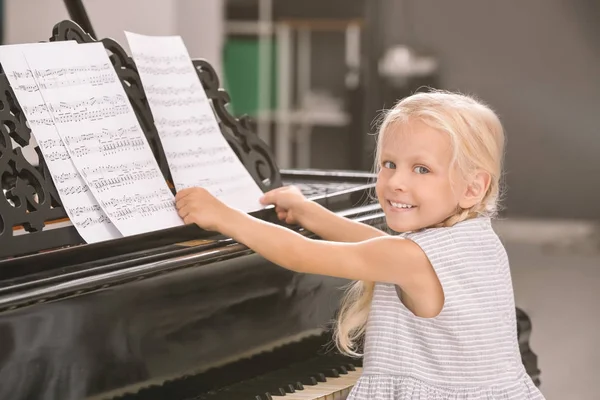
top-left (22, 42), bottom-right (184, 236)
top-left (124, 32), bottom-right (265, 213)
top-left (0, 42), bottom-right (122, 243)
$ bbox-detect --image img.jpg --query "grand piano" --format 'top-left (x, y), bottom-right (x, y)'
top-left (0, 2), bottom-right (540, 400)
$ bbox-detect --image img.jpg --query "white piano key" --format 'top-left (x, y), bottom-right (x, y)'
top-left (273, 368), bottom-right (362, 400)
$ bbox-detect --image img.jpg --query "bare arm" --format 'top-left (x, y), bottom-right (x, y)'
top-left (176, 187), bottom-right (443, 317)
top-left (219, 208), bottom-right (436, 292)
top-left (296, 200), bottom-right (387, 242)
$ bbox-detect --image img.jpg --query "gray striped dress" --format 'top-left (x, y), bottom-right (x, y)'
top-left (347, 217), bottom-right (546, 399)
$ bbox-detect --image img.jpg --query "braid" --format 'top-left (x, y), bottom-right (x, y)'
top-left (439, 184), bottom-right (499, 228)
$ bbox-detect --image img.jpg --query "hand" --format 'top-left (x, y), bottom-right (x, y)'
top-left (260, 185), bottom-right (309, 225)
top-left (175, 187), bottom-right (230, 232)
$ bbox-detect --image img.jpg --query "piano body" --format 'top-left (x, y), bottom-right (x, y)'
top-left (0, 5), bottom-right (540, 400)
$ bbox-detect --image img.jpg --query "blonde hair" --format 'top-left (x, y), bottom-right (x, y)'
top-left (333, 89), bottom-right (506, 357)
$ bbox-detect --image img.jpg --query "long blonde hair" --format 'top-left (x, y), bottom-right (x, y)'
top-left (333, 89), bottom-right (506, 357)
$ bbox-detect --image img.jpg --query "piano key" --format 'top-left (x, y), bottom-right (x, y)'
top-left (272, 368), bottom-right (362, 399)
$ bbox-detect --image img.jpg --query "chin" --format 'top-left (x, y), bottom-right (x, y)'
top-left (385, 218), bottom-right (421, 234)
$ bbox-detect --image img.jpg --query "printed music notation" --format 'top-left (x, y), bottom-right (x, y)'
top-left (125, 31), bottom-right (265, 213)
top-left (23, 94), bottom-right (128, 116)
top-left (169, 155), bottom-right (237, 173)
top-left (22, 41), bottom-right (184, 236)
top-left (16, 62), bottom-right (117, 90)
top-left (100, 188), bottom-right (177, 220)
top-left (77, 214), bottom-right (112, 229)
top-left (58, 183), bottom-right (90, 197)
top-left (109, 198), bottom-right (176, 220)
top-left (80, 159), bottom-right (155, 176)
top-left (0, 41), bottom-right (122, 243)
top-left (144, 83), bottom-right (196, 96)
top-left (182, 172), bottom-right (263, 196)
top-left (132, 53), bottom-right (189, 64)
top-left (164, 145), bottom-right (231, 159)
top-left (153, 115), bottom-right (217, 138)
top-left (136, 65), bottom-right (191, 76)
top-left (10, 75), bottom-right (116, 93)
top-left (88, 167), bottom-right (162, 192)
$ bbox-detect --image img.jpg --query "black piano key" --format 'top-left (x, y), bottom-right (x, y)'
top-left (292, 364), bottom-right (328, 385)
top-left (213, 387), bottom-right (274, 400)
top-left (284, 383), bottom-right (296, 393)
top-left (279, 357), bottom-right (326, 385)
top-left (314, 372), bottom-right (327, 383)
top-left (193, 351), bottom-right (364, 399)
top-left (302, 376), bottom-right (318, 386)
top-left (325, 368), bottom-right (340, 378)
top-left (215, 373), bottom-right (292, 399)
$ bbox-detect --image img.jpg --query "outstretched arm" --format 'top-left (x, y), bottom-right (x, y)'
top-left (219, 208), bottom-right (441, 313)
top-left (220, 208), bottom-right (410, 280)
top-left (176, 187), bottom-right (443, 317)
top-left (296, 200), bottom-right (387, 242)
top-left (259, 186), bottom-right (387, 243)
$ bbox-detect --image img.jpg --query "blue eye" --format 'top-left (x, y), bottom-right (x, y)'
top-left (382, 161), bottom-right (396, 169)
top-left (413, 166), bottom-right (430, 174)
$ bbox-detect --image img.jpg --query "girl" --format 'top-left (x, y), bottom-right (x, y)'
top-left (175, 90), bottom-right (546, 399)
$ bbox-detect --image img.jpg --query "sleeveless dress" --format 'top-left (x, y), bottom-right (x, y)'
top-left (347, 217), bottom-right (546, 399)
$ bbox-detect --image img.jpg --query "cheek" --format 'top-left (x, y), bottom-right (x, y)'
top-left (376, 169), bottom-right (394, 192)
top-left (375, 180), bottom-right (384, 200)
top-left (421, 177), bottom-right (456, 201)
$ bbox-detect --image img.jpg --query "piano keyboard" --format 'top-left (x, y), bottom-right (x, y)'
top-left (197, 353), bottom-right (362, 400)
top-left (272, 368), bottom-right (362, 399)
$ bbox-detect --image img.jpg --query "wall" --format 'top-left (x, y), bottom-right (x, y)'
top-left (2, 0), bottom-right (224, 164)
top-left (3, 0), bottom-right (224, 73)
top-left (379, 0), bottom-right (600, 220)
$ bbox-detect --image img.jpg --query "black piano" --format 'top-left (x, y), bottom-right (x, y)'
top-left (0, 4), bottom-right (540, 400)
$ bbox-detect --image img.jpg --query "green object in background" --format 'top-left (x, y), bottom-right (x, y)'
top-left (223, 38), bottom-right (278, 117)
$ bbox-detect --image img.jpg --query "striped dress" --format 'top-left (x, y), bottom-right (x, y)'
top-left (347, 217), bottom-right (546, 399)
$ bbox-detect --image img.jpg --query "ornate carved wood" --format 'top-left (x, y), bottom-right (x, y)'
top-left (0, 20), bottom-right (282, 258)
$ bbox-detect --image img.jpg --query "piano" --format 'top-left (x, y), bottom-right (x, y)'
top-left (0, 2), bottom-right (540, 399)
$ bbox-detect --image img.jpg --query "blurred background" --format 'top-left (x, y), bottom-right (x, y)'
top-left (3, 0), bottom-right (598, 398)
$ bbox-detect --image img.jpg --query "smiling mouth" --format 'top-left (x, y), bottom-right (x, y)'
top-left (388, 201), bottom-right (416, 210)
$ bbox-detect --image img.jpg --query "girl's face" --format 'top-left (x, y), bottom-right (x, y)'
top-left (375, 119), bottom-right (470, 233)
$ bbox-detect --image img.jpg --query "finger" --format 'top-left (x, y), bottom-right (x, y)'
top-left (175, 191), bottom-right (201, 209)
top-left (259, 192), bottom-right (274, 205)
top-left (175, 187), bottom-right (195, 200)
top-left (175, 197), bottom-right (191, 210)
top-left (285, 214), bottom-right (295, 224)
top-left (277, 211), bottom-right (287, 220)
top-left (177, 205), bottom-right (193, 219)
top-left (183, 215), bottom-right (196, 225)
top-left (176, 186), bottom-right (209, 201)
top-left (259, 186), bottom-right (290, 204)
top-left (275, 206), bottom-right (285, 214)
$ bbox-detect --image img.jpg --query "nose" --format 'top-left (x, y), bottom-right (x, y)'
top-left (387, 169), bottom-right (408, 192)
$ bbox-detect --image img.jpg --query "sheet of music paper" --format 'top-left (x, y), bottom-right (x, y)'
top-left (124, 32), bottom-right (265, 213)
top-left (21, 42), bottom-right (184, 237)
top-left (0, 42), bottom-right (122, 243)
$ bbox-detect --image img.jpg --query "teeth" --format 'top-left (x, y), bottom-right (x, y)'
top-left (390, 201), bottom-right (414, 209)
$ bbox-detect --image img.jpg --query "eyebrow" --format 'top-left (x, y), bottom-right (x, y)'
top-left (380, 152), bottom-right (439, 166)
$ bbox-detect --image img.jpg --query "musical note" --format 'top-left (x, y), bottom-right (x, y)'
top-left (21, 42), bottom-right (184, 236)
top-left (0, 41), bottom-right (122, 243)
top-left (125, 31), bottom-right (265, 213)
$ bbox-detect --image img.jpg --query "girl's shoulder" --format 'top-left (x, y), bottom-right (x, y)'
top-left (402, 216), bottom-right (494, 241)
top-left (400, 216), bottom-right (502, 265)
top-left (398, 217), bottom-right (509, 315)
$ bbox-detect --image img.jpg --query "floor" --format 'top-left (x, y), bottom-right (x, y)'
top-left (495, 218), bottom-right (600, 400)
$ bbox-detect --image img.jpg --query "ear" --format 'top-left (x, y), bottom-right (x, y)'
top-left (458, 171), bottom-right (491, 209)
